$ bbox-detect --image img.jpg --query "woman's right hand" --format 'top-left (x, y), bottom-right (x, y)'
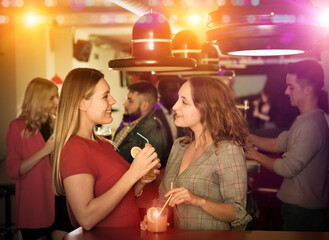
top-left (43, 133), bottom-right (55, 155)
top-left (140, 214), bottom-right (149, 231)
top-left (129, 144), bottom-right (159, 181)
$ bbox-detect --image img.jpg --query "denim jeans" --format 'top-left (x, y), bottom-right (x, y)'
top-left (281, 202), bottom-right (326, 231)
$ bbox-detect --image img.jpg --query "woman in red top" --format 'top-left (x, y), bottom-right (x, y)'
top-left (6, 78), bottom-right (74, 240)
top-left (52, 68), bottom-right (160, 230)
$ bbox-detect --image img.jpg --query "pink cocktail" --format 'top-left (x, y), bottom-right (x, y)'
top-left (147, 207), bottom-right (168, 232)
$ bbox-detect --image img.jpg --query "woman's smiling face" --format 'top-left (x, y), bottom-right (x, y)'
top-left (172, 81), bottom-right (201, 130)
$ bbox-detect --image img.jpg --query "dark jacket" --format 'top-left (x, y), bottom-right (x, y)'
top-left (114, 110), bottom-right (169, 167)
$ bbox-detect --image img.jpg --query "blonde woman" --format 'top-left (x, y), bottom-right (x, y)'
top-left (52, 68), bottom-right (160, 230)
top-left (141, 77), bottom-right (252, 230)
top-left (6, 78), bottom-right (73, 240)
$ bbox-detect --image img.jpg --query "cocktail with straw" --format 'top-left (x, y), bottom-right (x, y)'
top-left (146, 182), bottom-right (173, 232)
top-left (130, 132), bottom-right (156, 177)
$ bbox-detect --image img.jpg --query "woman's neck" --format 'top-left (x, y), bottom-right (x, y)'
top-left (77, 116), bottom-right (96, 141)
top-left (192, 130), bottom-right (213, 151)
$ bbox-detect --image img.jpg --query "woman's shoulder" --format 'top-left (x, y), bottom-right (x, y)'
top-left (10, 118), bottom-right (25, 127)
top-left (63, 135), bottom-right (92, 153)
top-left (9, 118), bottom-right (26, 132)
top-left (214, 140), bottom-right (244, 154)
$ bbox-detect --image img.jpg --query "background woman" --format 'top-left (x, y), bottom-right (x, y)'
top-left (52, 68), bottom-right (160, 230)
top-left (6, 78), bottom-right (73, 240)
top-left (142, 76), bottom-right (252, 230)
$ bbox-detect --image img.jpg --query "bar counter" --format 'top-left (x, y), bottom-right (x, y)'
top-left (64, 227), bottom-right (329, 240)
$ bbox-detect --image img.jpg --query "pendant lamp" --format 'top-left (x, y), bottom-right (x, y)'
top-left (157, 30), bottom-right (235, 79)
top-left (108, 12), bottom-right (196, 72)
top-left (206, 0), bottom-right (326, 57)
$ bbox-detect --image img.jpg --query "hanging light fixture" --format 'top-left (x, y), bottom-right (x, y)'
top-left (156, 29), bottom-right (235, 79)
top-left (108, 12), bottom-right (197, 72)
top-left (206, 0), bottom-right (326, 57)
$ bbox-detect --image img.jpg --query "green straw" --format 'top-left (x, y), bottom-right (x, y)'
top-left (137, 132), bottom-right (149, 144)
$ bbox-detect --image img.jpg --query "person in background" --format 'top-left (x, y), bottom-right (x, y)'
top-left (155, 76), bottom-right (185, 167)
top-left (52, 68), bottom-right (159, 230)
top-left (246, 60), bottom-right (329, 231)
top-left (252, 89), bottom-right (271, 126)
top-left (6, 78), bottom-right (74, 240)
top-left (141, 76), bottom-right (252, 230)
top-left (113, 80), bottom-right (168, 166)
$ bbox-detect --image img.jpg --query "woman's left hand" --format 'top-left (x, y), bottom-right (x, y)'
top-left (139, 161), bottom-right (161, 184)
top-left (165, 187), bottom-right (205, 208)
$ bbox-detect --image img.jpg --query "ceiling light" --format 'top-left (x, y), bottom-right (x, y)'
top-left (206, 0), bottom-right (327, 57)
top-left (156, 30), bottom-right (235, 79)
top-left (108, 12), bottom-right (196, 72)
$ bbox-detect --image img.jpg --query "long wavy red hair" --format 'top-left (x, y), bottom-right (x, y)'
top-left (180, 77), bottom-right (248, 149)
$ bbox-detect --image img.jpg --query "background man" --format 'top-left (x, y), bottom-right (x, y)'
top-left (246, 60), bottom-right (329, 231)
top-left (113, 81), bottom-right (168, 166)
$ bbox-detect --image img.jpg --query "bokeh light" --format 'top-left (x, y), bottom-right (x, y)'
top-left (169, 14), bottom-right (178, 24)
top-left (15, 0), bottom-right (24, 7)
top-left (103, 0), bottom-right (112, 7)
top-left (247, 15), bottom-right (256, 24)
top-left (44, 0), bottom-right (57, 7)
top-left (85, 0), bottom-right (95, 7)
top-left (185, 14), bottom-right (202, 25)
top-left (251, 0), bottom-right (260, 6)
top-left (1, 0), bottom-right (11, 8)
top-left (69, 0), bottom-right (85, 11)
top-left (163, 0), bottom-right (174, 6)
top-left (55, 15), bottom-right (65, 25)
top-left (318, 8), bottom-right (329, 29)
top-left (0, 15), bottom-right (10, 24)
top-left (114, 14), bottom-right (127, 24)
top-left (217, 0), bottom-right (226, 6)
top-left (22, 11), bottom-right (39, 28)
top-left (100, 14), bottom-right (111, 24)
top-left (222, 14), bottom-right (231, 24)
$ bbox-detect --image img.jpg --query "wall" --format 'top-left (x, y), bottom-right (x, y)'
top-left (0, 22), bottom-right (126, 232)
top-left (71, 34), bottom-right (129, 131)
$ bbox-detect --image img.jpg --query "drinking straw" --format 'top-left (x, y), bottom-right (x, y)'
top-left (158, 182), bottom-right (173, 216)
top-left (137, 132), bottom-right (149, 144)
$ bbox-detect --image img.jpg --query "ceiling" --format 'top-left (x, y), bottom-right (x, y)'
top-left (59, 0), bottom-right (329, 59)
top-left (3, 0), bottom-right (328, 59)
top-left (53, 0), bottom-right (224, 51)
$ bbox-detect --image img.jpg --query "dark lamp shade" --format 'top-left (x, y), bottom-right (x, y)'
top-left (207, 23), bottom-right (321, 56)
top-left (108, 12), bottom-right (196, 72)
top-left (109, 57), bottom-right (196, 72)
top-left (206, 0), bottom-right (326, 56)
top-left (156, 66), bottom-right (235, 79)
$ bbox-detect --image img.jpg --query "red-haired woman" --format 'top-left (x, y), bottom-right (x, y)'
top-left (142, 77), bottom-right (252, 230)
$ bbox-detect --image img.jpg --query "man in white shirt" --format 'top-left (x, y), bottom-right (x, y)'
top-left (246, 60), bottom-right (329, 231)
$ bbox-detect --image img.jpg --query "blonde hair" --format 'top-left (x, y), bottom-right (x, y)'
top-left (19, 78), bottom-right (58, 138)
top-left (52, 68), bottom-right (105, 196)
top-left (181, 77), bottom-right (248, 149)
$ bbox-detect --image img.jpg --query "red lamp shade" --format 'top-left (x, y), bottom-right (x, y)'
top-left (131, 13), bottom-right (171, 58)
top-left (172, 30), bottom-right (202, 60)
top-left (108, 12), bottom-right (196, 72)
top-left (157, 30), bottom-right (236, 78)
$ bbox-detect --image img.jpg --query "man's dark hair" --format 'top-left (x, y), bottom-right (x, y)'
top-left (287, 60), bottom-right (324, 96)
top-left (128, 80), bottom-right (158, 105)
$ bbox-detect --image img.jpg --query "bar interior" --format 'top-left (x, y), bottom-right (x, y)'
top-left (0, 0), bottom-right (329, 239)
